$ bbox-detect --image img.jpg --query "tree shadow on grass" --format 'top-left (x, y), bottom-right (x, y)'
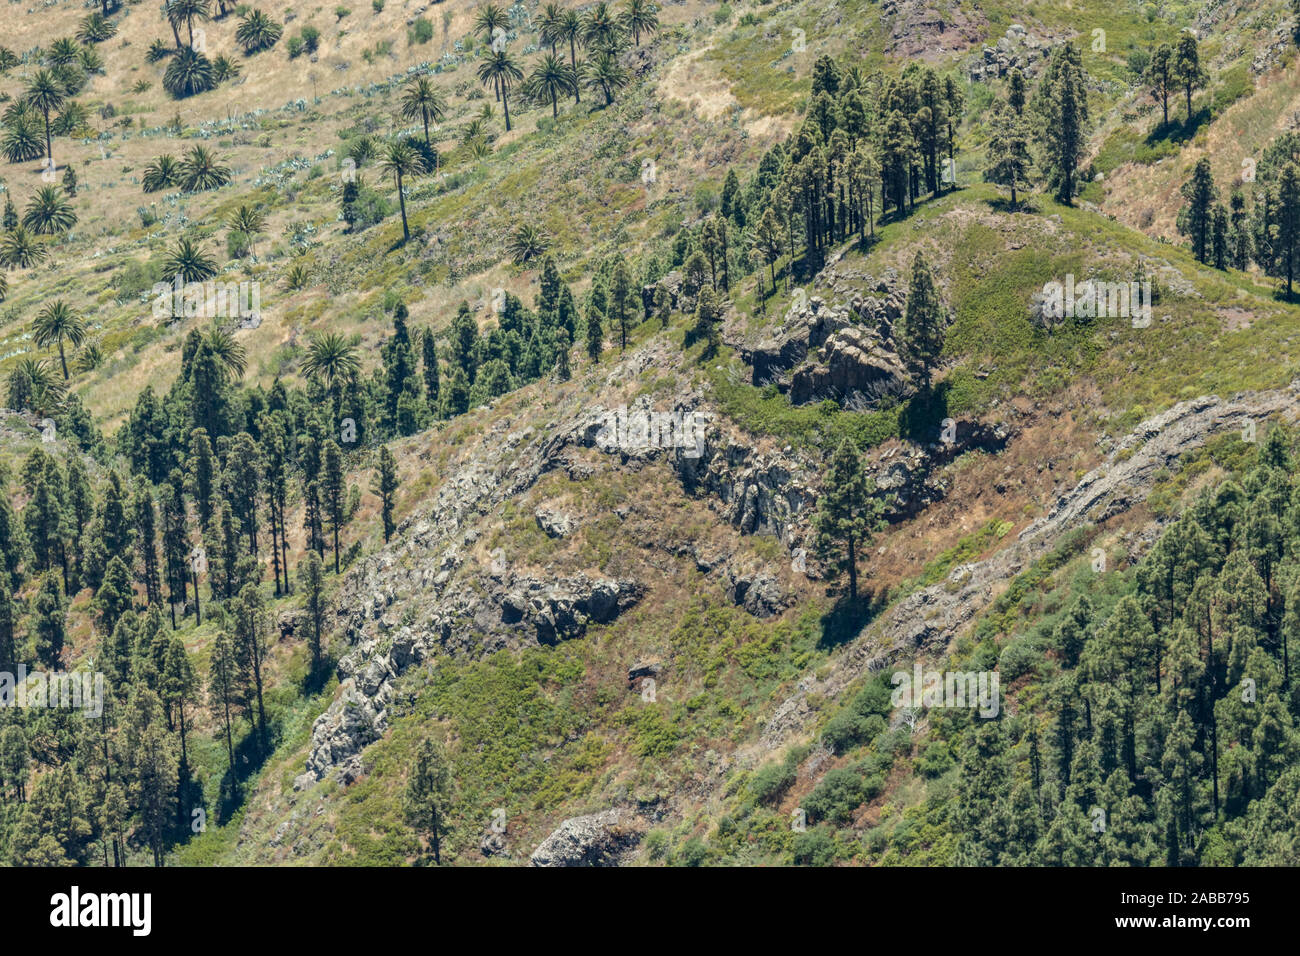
top-left (1146, 108), bottom-right (1211, 147)
top-left (898, 381), bottom-right (951, 444)
top-left (818, 587), bottom-right (889, 651)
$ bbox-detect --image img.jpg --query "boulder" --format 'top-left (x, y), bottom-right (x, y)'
top-left (529, 809), bottom-right (641, 866)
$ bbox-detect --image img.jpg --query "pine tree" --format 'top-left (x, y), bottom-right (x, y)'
top-left (899, 251), bottom-right (945, 389)
top-left (0, 576), bottom-right (16, 672)
top-left (133, 482), bottom-right (163, 606)
top-left (811, 441), bottom-right (885, 602)
top-left (1034, 43), bottom-right (1089, 205)
top-left (609, 257), bottom-right (634, 351)
top-left (322, 440), bottom-right (346, 573)
top-left (208, 629), bottom-right (240, 773)
top-left (1229, 189), bottom-right (1253, 271)
top-left (297, 549), bottom-right (327, 678)
top-left (372, 446), bottom-right (399, 543)
top-left (1007, 68), bottom-right (1026, 116)
top-left (160, 477), bottom-right (190, 625)
top-left (984, 103), bottom-right (1034, 209)
top-left (95, 555), bottom-right (134, 639)
top-left (186, 427), bottom-right (216, 529)
top-left (1176, 157), bottom-right (1217, 264)
top-left (233, 582), bottom-right (268, 752)
top-left (1211, 203), bottom-right (1230, 270)
top-left (586, 306), bottom-right (604, 362)
top-left (421, 327), bottom-right (441, 414)
top-left (33, 572), bottom-right (66, 668)
top-left (403, 737), bottom-right (453, 864)
top-left (1173, 34), bottom-right (1205, 123)
top-left (1145, 44), bottom-right (1173, 126)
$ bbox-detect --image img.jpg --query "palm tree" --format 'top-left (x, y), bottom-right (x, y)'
top-left (173, 0), bottom-right (212, 48)
top-left (227, 204), bottom-right (265, 256)
top-left (8, 357), bottom-right (65, 415)
top-left (203, 323), bottom-right (246, 381)
top-left (2, 104), bottom-right (45, 163)
top-left (0, 226), bottom-right (48, 269)
top-left (33, 300), bottom-right (87, 379)
top-left (477, 50), bottom-right (523, 132)
top-left (582, 51), bottom-right (629, 106)
top-left (621, 0), bottom-right (660, 46)
top-left (508, 223), bottom-right (549, 263)
top-left (24, 70), bottom-right (65, 164)
top-left (22, 186), bottom-right (76, 235)
top-left (78, 12), bottom-right (119, 44)
top-left (558, 11), bottom-right (583, 102)
top-left (163, 46), bottom-right (215, 98)
top-left (163, 236), bottom-right (217, 284)
top-left (400, 76), bottom-right (447, 157)
top-left (48, 38), bottom-right (81, 66)
top-left (528, 54), bottom-right (577, 117)
top-left (301, 331), bottom-right (360, 402)
top-left (380, 141), bottom-right (422, 241)
top-left (142, 154), bottom-right (182, 192)
top-left (582, 2), bottom-right (623, 52)
top-left (179, 145), bottom-right (231, 191)
top-left (164, 0), bottom-right (186, 47)
top-left (0, 272), bottom-right (7, 303)
top-left (235, 9), bottom-right (282, 54)
top-left (473, 4), bottom-right (508, 44)
top-left (538, 3), bottom-right (564, 53)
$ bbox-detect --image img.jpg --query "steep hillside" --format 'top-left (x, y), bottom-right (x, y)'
top-left (1, 0), bottom-right (1299, 871)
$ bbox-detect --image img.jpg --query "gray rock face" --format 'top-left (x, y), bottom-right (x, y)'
top-left (744, 269), bottom-right (911, 408)
top-left (529, 809), bottom-right (641, 867)
top-left (502, 574), bottom-right (645, 644)
top-left (790, 326), bottom-right (909, 407)
top-left (534, 508), bottom-right (577, 538)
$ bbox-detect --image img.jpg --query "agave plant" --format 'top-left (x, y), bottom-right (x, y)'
top-left (142, 154), bottom-right (182, 193)
top-left (0, 225), bottom-right (48, 269)
top-left (163, 46), bottom-right (215, 99)
top-left (235, 9), bottom-right (283, 54)
top-left (178, 145), bottom-right (231, 191)
top-left (22, 186), bottom-right (77, 236)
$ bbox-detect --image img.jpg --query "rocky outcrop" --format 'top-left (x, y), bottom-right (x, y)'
top-left (759, 384), bottom-right (1300, 750)
top-left (790, 326), bottom-right (909, 407)
top-left (529, 809), bottom-right (642, 866)
top-left (534, 508), bottom-right (577, 538)
top-left (502, 574), bottom-right (645, 644)
top-left (965, 23), bottom-right (1054, 83)
top-left (743, 266), bottom-right (911, 408)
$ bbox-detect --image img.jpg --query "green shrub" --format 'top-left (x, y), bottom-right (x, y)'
top-left (678, 837), bottom-right (708, 866)
top-left (792, 826), bottom-right (835, 865)
top-left (750, 760), bottom-right (796, 804)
